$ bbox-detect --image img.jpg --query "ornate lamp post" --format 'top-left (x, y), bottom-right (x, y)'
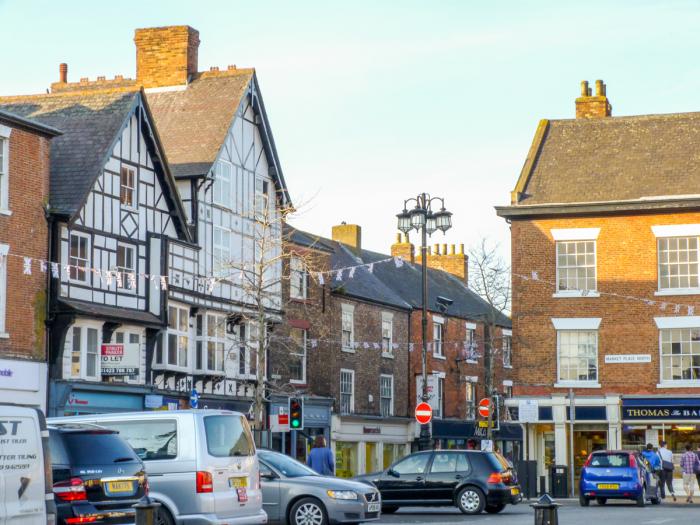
top-left (397, 194), bottom-right (452, 450)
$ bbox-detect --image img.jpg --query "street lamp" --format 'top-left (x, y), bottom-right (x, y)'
top-left (396, 193), bottom-right (452, 450)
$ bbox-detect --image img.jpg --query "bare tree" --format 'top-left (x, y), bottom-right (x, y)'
top-left (468, 238), bottom-right (511, 441)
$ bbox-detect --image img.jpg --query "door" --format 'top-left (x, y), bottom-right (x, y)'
top-left (425, 452), bottom-right (467, 502)
top-left (378, 452), bottom-right (432, 503)
top-left (259, 462), bottom-right (281, 522)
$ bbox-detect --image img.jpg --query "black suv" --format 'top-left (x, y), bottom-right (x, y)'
top-left (353, 450), bottom-right (521, 515)
top-left (49, 424), bottom-right (147, 524)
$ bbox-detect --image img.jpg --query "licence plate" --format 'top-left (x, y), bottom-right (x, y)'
top-left (229, 477), bottom-right (248, 488)
top-left (106, 481), bottom-right (133, 493)
top-left (511, 487), bottom-right (520, 495)
top-left (597, 483), bottom-right (619, 490)
top-left (368, 502), bottom-right (380, 513)
top-left (237, 487), bottom-right (248, 503)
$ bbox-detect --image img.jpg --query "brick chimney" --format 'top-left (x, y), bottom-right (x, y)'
top-left (575, 79), bottom-right (612, 118)
top-left (391, 233), bottom-right (415, 263)
top-left (134, 25), bottom-right (200, 88)
top-left (59, 63), bottom-right (68, 83)
top-left (332, 223), bottom-right (362, 254)
top-left (416, 243), bottom-right (468, 283)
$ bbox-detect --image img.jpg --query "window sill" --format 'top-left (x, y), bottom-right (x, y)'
top-left (120, 204), bottom-right (138, 213)
top-left (656, 381), bottom-right (700, 388)
top-left (0, 209), bottom-right (12, 217)
top-left (552, 291), bottom-right (600, 298)
top-left (433, 354), bottom-right (446, 360)
top-left (290, 380), bottom-right (307, 386)
top-left (0, 332), bottom-right (8, 339)
top-left (654, 289), bottom-right (700, 296)
top-left (341, 348), bottom-right (355, 354)
top-left (152, 363), bottom-right (191, 374)
top-left (381, 352), bottom-right (394, 359)
top-left (289, 297), bottom-right (311, 304)
top-left (554, 381), bottom-right (601, 389)
top-left (464, 359), bottom-right (478, 365)
top-left (503, 365), bottom-right (513, 369)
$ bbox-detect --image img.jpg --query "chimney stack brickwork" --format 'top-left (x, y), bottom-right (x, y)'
top-left (575, 79), bottom-right (612, 119)
top-left (134, 25), bottom-right (200, 88)
top-left (331, 223), bottom-right (362, 254)
top-left (390, 233), bottom-right (415, 263)
top-left (390, 233), bottom-right (468, 283)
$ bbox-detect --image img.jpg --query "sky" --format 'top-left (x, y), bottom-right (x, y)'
top-left (2, 0), bottom-right (700, 262)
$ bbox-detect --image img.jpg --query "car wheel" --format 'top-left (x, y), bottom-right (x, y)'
top-left (381, 505), bottom-right (399, 514)
top-left (636, 485), bottom-right (646, 507)
top-left (485, 503), bottom-right (506, 514)
top-left (579, 494), bottom-right (590, 507)
top-left (290, 497), bottom-right (328, 525)
top-left (596, 497), bottom-right (607, 505)
top-left (457, 486), bottom-right (486, 515)
top-left (154, 506), bottom-right (174, 525)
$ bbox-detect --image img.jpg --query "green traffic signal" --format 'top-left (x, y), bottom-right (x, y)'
top-left (291, 420), bottom-right (300, 428)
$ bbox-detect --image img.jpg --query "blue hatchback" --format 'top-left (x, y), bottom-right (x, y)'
top-left (579, 450), bottom-right (661, 506)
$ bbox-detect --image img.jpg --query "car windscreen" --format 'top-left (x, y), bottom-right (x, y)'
top-left (61, 432), bottom-right (140, 466)
top-left (589, 453), bottom-right (630, 468)
top-left (204, 415), bottom-right (255, 457)
top-left (259, 452), bottom-right (317, 478)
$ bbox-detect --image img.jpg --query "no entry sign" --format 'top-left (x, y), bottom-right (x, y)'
top-left (415, 402), bottom-right (432, 424)
top-left (478, 398), bottom-right (492, 418)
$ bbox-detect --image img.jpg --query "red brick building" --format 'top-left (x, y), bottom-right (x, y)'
top-left (0, 110), bottom-right (60, 409)
top-left (497, 80), bottom-right (700, 491)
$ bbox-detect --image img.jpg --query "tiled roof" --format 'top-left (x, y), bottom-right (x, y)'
top-left (0, 89), bottom-right (140, 215)
top-left (145, 70), bottom-right (253, 178)
top-left (0, 109), bottom-right (62, 136)
top-left (514, 113), bottom-right (700, 206)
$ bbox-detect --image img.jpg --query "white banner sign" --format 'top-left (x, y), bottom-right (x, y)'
top-left (101, 343), bottom-right (140, 375)
top-left (518, 399), bottom-right (539, 423)
top-left (416, 375), bottom-right (440, 413)
top-left (604, 354), bottom-right (651, 364)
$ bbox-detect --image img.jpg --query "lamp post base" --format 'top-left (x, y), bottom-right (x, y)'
top-left (418, 423), bottom-right (432, 451)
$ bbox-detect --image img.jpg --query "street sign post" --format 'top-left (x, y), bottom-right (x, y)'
top-left (189, 389), bottom-right (199, 409)
top-left (415, 402), bottom-right (432, 425)
top-left (478, 398), bottom-right (492, 418)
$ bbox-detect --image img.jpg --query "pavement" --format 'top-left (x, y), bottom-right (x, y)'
top-left (376, 500), bottom-right (700, 524)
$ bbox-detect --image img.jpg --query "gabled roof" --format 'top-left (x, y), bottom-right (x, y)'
top-left (0, 109), bottom-right (62, 137)
top-left (145, 70), bottom-right (291, 206)
top-left (0, 89), bottom-right (191, 240)
top-left (499, 112), bottom-right (700, 217)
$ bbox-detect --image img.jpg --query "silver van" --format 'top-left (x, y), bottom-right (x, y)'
top-left (51, 410), bottom-right (266, 525)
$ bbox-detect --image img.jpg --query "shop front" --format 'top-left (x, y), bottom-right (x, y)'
top-left (50, 380), bottom-right (147, 416)
top-left (431, 419), bottom-right (523, 464)
top-left (331, 415), bottom-right (413, 478)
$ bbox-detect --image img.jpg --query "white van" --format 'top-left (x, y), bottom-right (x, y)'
top-left (51, 410), bottom-right (266, 525)
top-left (0, 404), bottom-right (56, 524)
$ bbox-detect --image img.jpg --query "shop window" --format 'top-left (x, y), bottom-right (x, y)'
top-left (383, 444), bottom-right (402, 469)
top-left (365, 442), bottom-right (378, 474)
top-left (335, 442), bottom-right (358, 478)
top-left (660, 328), bottom-right (700, 381)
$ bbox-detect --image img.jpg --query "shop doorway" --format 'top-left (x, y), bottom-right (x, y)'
top-left (572, 427), bottom-right (608, 492)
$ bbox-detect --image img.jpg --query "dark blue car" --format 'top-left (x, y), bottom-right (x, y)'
top-left (579, 450), bottom-right (661, 506)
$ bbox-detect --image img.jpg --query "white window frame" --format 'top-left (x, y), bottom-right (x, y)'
top-left (214, 160), bottom-right (232, 206)
top-left (69, 231), bottom-right (91, 284)
top-left (555, 328), bottom-right (600, 388)
top-left (380, 374), bottom-right (394, 417)
top-left (205, 313), bottom-right (226, 374)
top-left (652, 226), bottom-right (700, 295)
top-left (465, 381), bottom-right (476, 419)
top-left (289, 256), bottom-right (307, 299)
top-left (554, 240), bottom-right (599, 298)
top-left (465, 322), bottom-right (477, 363)
top-left (236, 322), bottom-right (251, 378)
top-left (165, 304), bottom-right (190, 370)
top-left (0, 125), bottom-right (11, 214)
top-left (70, 323), bottom-right (101, 381)
top-left (116, 243), bottom-right (136, 292)
top-left (341, 304), bottom-right (355, 352)
top-left (502, 329), bottom-right (513, 368)
top-left (654, 316), bottom-right (700, 387)
top-left (119, 165), bottom-right (137, 209)
top-left (340, 368), bottom-right (355, 415)
top-left (381, 312), bottom-right (394, 358)
top-left (435, 376), bottom-right (445, 419)
top-left (254, 177), bottom-right (270, 220)
top-left (213, 225), bottom-right (232, 277)
top-left (0, 244), bottom-right (8, 337)
top-left (289, 327), bottom-right (307, 384)
top-left (433, 316), bottom-right (445, 358)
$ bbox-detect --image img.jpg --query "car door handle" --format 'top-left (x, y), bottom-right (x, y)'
top-left (455, 474), bottom-right (463, 480)
top-left (415, 476), bottom-right (424, 481)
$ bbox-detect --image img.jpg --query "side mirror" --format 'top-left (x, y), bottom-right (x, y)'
top-left (388, 468), bottom-right (399, 478)
top-left (261, 471), bottom-right (277, 481)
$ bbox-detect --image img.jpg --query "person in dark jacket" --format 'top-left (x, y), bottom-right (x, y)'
top-left (307, 435), bottom-right (335, 476)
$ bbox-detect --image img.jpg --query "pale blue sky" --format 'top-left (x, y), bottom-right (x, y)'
top-left (2, 0), bottom-right (700, 260)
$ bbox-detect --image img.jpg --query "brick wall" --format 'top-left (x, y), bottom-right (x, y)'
top-left (0, 125), bottom-right (50, 361)
top-left (511, 212), bottom-right (700, 397)
top-left (134, 25), bottom-right (200, 88)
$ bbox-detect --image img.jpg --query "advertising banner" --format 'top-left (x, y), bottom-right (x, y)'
top-left (101, 343), bottom-right (139, 376)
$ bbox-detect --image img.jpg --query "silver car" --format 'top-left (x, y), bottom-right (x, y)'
top-left (259, 450), bottom-right (381, 525)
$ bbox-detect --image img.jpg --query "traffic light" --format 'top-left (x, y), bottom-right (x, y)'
top-left (289, 397), bottom-right (304, 430)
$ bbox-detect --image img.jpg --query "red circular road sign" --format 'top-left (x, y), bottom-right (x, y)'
top-left (415, 402), bottom-right (433, 424)
top-left (478, 398), bottom-right (492, 418)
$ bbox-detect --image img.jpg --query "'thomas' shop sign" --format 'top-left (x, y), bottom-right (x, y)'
top-left (101, 343), bottom-right (139, 376)
top-left (622, 398), bottom-right (700, 420)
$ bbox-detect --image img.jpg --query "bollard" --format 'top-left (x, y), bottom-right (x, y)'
top-left (530, 493), bottom-right (560, 525)
top-left (133, 495), bottom-right (162, 525)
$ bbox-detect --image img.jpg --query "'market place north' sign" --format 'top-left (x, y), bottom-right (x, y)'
top-left (604, 354), bottom-right (651, 364)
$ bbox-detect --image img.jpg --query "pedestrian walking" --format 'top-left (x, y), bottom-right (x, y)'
top-left (306, 435), bottom-right (335, 476)
top-left (680, 443), bottom-right (700, 503)
top-left (641, 443), bottom-right (662, 487)
top-left (658, 440), bottom-right (677, 501)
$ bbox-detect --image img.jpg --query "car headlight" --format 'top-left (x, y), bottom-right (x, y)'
top-left (326, 490), bottom-right (358, 500)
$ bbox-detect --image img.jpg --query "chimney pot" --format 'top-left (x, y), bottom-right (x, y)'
top-left (59, 63), bottom-right (68, 83)
top-left (576, 78), bottom-right (611, 118)
top-left (395, 233), bottom-right (401, 243)
top-left (97, 75), bottom-right (106, 81)
top-left (210, 66), bottom-right (219, 72)
top-left (595, 79), bottom-right (605, 96)
top-left (115, 75), bottom-right (124, 80)
top-left (228, 64), bottom-right (237, 71)
top-left (442, 243), bottom-right (447, 255)
top-left (450, 244), bottom-right (455, 255)
top-left (433, 244), bottom-right (440, 255)
top-left (403, 232), bottom-right (410, 243)
top-left (459, 243), bottom-right (465, 255)
top-left (580, 80), bottom-right (588, 97)
top-left (80, 77), bottom-right (89, 83)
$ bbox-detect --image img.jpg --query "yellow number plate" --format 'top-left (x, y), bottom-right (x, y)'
top-left (229, 477), bottom-right (247, 488)
top-left (107, 481), bottom-right (133, 493)
top-left (597, 483), bottom-right (619, 490)
top-left (511, 487), bottom-right (520, 495)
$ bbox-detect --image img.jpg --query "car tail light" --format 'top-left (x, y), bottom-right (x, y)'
top-left (65, 518), bottom-right (97, 524)
top-left (196, 471), bottom-right (213, 493)
top-left (487, 472), bottom-right (504, 484)
top-left (53, 478), bottom-right (87, 502)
